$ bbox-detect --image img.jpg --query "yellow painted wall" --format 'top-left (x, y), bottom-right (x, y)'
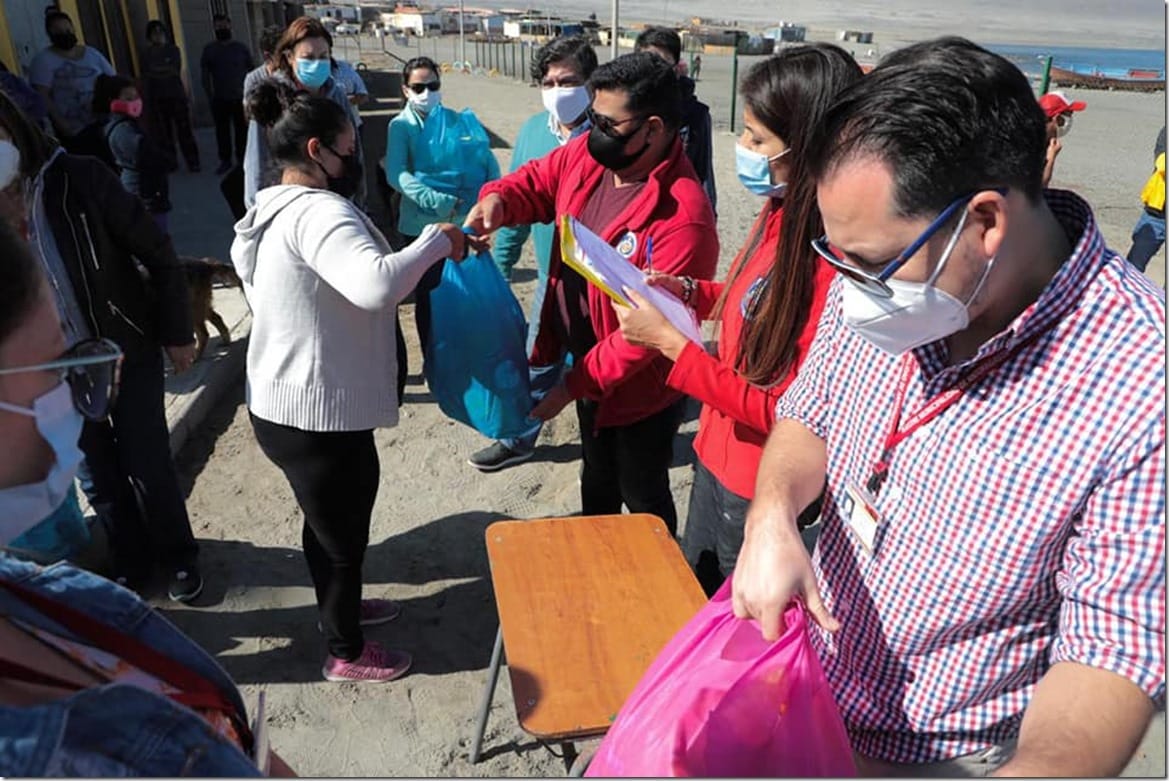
top-left (0, 3), bottom-right (18, 72)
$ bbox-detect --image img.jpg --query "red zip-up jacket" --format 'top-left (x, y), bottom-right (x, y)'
top-left (668, 199), bottom-right (835, 498)
top-left (480, 133), bottom-right (719, 428)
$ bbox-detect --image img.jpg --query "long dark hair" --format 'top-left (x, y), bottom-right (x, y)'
top-left (724, 44), bottom-right (862, 386)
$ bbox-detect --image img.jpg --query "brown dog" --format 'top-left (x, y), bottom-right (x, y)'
top-left (181, 256), bottom-right (242, 360)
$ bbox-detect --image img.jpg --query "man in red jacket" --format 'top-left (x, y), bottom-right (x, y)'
top-left (464, 52), bottom-right (718, 534)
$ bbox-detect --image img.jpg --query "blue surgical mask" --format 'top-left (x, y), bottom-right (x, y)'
top-left (0, 381), bottom-right (85, 547)
top-left (736, 143), bottom-right (790, 198)
top-left (295, 58), bottom-right (331, 90)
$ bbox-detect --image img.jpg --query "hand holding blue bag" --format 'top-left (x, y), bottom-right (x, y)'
top-left (424, 247), bottom-right (533, 439)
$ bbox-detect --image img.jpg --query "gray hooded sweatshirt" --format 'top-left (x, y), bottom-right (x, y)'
top-left (231, 184), bottom-right (450, 431)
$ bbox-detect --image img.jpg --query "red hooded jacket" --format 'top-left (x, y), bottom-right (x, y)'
top-left (479, 133), bottom-right (719, 428)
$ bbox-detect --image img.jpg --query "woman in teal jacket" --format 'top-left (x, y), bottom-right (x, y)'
top-left (386, 56), bottom-right (499, 363)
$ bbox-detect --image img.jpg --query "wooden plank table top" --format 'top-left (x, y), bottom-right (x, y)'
top-left (485, 514), bottom-right (707, 740)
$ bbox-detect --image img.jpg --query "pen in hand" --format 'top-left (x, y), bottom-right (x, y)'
top-left (645, 235), bottom-right (653, 273)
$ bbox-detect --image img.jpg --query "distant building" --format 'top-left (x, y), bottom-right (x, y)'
top-left (763, 22), bottom-right (805, 42)
top-left (838, 30), bottom-right (874, 43)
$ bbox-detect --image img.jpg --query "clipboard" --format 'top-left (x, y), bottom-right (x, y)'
top-left (559, 215), bottom-right (702, 343)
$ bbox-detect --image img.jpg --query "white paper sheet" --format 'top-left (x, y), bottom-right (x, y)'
top-left (559, 215), bottom-right (702, 344)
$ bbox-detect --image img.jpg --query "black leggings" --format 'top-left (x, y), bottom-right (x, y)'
top-left (250, 414), bottom-right (379, 661)
top-left (576, 398), bottom-right (686, 535)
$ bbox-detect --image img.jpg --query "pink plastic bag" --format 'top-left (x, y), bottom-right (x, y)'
top-left (586, 577), bottom-right (855, 777)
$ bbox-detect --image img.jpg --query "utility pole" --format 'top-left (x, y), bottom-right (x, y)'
top-left (458, 0), bottom-right (466, 66)
top-left (610, 0), bottom-right (618, 59)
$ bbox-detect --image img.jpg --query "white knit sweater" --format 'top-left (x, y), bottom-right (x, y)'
top-left (230, 185), bottom-right (451, 431)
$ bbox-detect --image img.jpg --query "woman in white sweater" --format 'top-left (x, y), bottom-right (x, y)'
top-left (231, 80), bottom-right (466, 683)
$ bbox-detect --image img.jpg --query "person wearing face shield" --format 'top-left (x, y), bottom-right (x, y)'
top-left (0, 220), bottom-right (297, 777)
top-left (463, 52), bottom-right (719, 536)
top-left (28, 9), bottom-right (114, 145)
top-left (466, 34), bottom-right (597, 473)
top-left (611, 45), bottom-right (861, 596)
top-left (1037, 90), bottom-right (1086, 187)
top-left (732, 37), bottom-right (1164, 777)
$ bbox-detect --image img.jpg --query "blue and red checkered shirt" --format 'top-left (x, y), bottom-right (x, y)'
top-left (776, 191), bottom-right (1166, 763)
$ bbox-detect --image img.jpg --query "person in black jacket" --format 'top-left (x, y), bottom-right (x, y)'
top-left (635, 27), bottom-right (717, 215)
top-left (0, 89), bottom-right (204, 602)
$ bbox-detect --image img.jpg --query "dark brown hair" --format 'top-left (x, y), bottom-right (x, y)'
top-left (273, 16), bottom-right (332, 81)
top-left (721, 44), bottom-right (862, 386)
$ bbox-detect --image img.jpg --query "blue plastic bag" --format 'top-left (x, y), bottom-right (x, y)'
top-left (424, 249), bottom-right (533, 439)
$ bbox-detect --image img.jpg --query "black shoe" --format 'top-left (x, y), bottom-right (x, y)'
top-left (168, 566), bottom-right (204, 603)
top-left (468, 441), bottom-right (534, 472)
top-left (189, 162), bottom-right (202, 173)
top-left (215, 160), bottom-right (232, 175)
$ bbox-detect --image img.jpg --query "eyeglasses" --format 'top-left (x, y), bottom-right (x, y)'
top-left (0, 338), bottom-right (123, 421)
top-left (585, 106), bottom-right (645, 139)
top-left (406, 80), bottom-right (440, 94)
top-left (811, 189), bottom-right (1005, 298)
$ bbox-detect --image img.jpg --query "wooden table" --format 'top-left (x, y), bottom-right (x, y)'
top-left (468, 514), bottom-right (707, 770)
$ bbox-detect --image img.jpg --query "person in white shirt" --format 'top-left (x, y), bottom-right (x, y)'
top-left (231, 79), bottom-right (468, 683)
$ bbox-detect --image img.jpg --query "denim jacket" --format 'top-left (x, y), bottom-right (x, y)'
top-left (0, 555), bottom-right (261, 777)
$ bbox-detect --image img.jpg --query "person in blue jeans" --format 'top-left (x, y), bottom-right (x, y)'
top-left (467, 35), bottom-right (596, 472)
top-left (1127, 126), bottom-right (1165, 273)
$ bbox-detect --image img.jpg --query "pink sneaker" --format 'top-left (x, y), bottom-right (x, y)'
top-left (322, 640), bottom-right (412, 682)
top-left (317, 599), bottom-right (402, 633)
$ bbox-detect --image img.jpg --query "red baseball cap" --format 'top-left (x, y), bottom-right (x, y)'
top-left (1038, 90), bottom-right (1087, 119)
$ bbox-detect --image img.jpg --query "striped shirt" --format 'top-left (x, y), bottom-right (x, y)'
top-left (776, 190), bottom-right (1166, 763)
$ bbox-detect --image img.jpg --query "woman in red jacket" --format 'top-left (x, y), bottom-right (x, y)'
top-left (615, 45), bottom-right (862, 595)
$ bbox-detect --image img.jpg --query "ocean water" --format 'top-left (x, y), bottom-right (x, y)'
top-left (988, 43), bottom-right (1166, 78)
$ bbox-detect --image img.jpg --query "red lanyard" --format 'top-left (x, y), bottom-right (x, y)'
top-left (0, 577), bottom-right (254, 754)
top-left (865, 328), bottom-right (1051, 496)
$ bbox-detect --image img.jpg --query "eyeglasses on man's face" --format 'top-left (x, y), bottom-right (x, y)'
top-left (585, 106), bottom-right (645, 139)
top-left (811, 189), bottom-right (1007, 298)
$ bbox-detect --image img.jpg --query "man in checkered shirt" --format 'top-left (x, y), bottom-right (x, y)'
top-left (732, 37), bottom-right (1165, 776)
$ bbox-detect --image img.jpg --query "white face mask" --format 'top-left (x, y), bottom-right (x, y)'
top-left (408, 88), bottom-right (441, 113)
top-left (542, 85), bottom-right (590, 128)
top-left (840, 209), bottom-right (993, 355)
top-left (0, 139), bottom-right (20, 191)
top-left (0, 382), bottom-right (85, 545)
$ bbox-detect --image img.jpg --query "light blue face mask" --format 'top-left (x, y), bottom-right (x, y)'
top-left (0, 382), bottom-right (85, 549)
top-left (295, 58), bottom-right (331, 90)
top-left (735, 143), bottom-right (790, 198)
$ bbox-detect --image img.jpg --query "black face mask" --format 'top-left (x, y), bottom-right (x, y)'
top-left (318, 144), bottom-right (363, 199)
top-left (214, 28), bottom-right (232, 41)
top-left (50, 32), bottom-right (77, 50)
top-left (586, 122), bottom-right (652, 172)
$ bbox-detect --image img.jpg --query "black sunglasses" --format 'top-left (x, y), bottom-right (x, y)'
top-left (406, 80), bottom-right (440, 94)
top-left (0, 338), bottom-right (123, 421)
top-left (585, 106), bottom-right (646, 139)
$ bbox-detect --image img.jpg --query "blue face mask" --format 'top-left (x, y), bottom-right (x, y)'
top-left (295, 58), bottom-right (331, 90)
top-left (0, 382), bottom-right (86, 551)
top-left (736, 143), bottom-right (790, 198)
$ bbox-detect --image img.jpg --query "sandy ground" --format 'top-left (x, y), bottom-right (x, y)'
top-left (156, 47), bottom-right (1166, 777)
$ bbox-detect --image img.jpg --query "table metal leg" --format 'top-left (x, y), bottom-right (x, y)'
top-left (469, 626), bottom-right (504, 763)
